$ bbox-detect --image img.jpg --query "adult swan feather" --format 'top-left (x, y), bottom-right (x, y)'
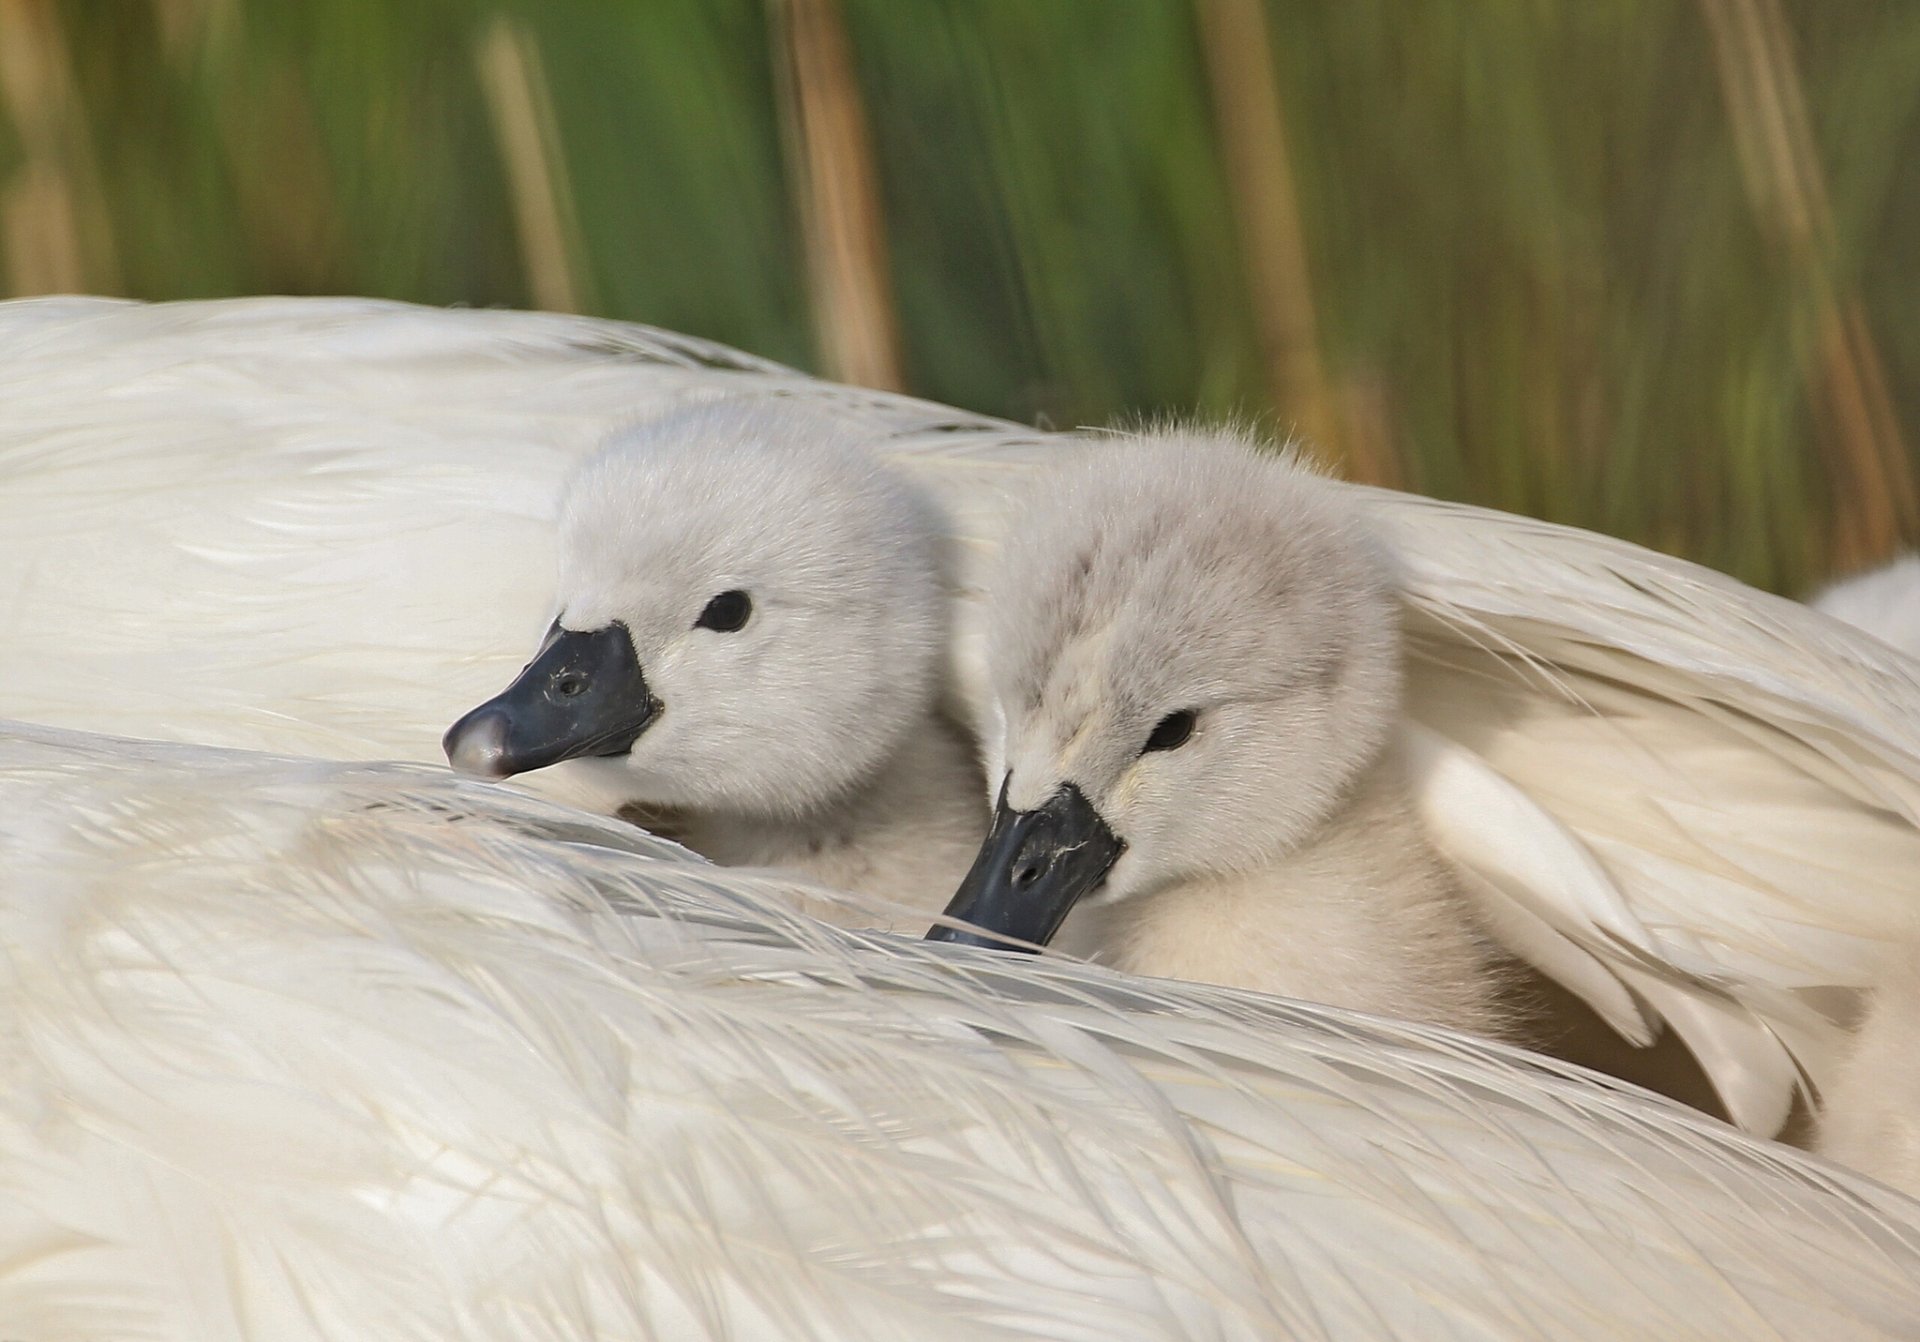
top-left (4, 721), bottom-right (1920, 1340)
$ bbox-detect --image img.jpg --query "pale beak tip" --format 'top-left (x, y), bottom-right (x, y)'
top-left (443, 708), bottom-right (513, 778)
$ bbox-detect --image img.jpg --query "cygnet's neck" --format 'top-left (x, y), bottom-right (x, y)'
top-left (619, 706), bottom-right (986, 927)
top-left (1084, 742), bottom-right (1509, 1039)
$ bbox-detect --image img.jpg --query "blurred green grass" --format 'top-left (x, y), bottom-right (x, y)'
top-left (4, 0), bottom-right (1917, 592)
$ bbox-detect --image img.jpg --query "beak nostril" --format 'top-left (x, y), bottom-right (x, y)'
top-left (931, 782), bottom-right (1121, 952)
top-left (555, 674), bottom-right (587, 698)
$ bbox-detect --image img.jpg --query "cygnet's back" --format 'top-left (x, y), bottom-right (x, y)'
top-left (933, 433), bottom-right (1507, 1037)
top-left (445, 399), bottom-right (984, 920)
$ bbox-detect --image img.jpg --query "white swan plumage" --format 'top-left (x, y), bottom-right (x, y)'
top-left (6, 719), bottom-right (1920, 1340)
top-left (6, 296), bottom-right (1920, 1140)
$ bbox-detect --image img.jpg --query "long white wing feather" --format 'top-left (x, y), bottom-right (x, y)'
top-left (5, 720), bottom-right (1920, 1340)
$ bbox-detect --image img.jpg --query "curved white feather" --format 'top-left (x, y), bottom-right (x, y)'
top-left (5, 720), bottom-right (1920, 1340)
top-left (1400, 724), bottom-right (1657, 1044)
top-left (7, 296), bottom-right (1920, 1134)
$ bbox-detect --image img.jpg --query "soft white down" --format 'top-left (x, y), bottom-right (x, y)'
top-left (6, 721), bottom-right (1920, 1341)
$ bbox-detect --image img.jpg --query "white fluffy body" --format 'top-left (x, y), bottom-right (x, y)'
top-left (8, 721), bottom-right (1920, 1340)
top-left (1812, 554), bottom-right (1920, 660)
top-left (531, 400), bottom-right (985, 912)
top-left (983, 432), bottom-right (1506, 1037)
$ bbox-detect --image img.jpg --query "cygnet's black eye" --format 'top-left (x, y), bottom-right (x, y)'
top-left (695, 589), bottom-right (753, 633)
top-left (1143, 709), bottom-right (1197, 754)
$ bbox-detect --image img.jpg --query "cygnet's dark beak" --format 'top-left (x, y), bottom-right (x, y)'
top-left (927, 779), bottom-right (1124, 951)
top-left (442, 622), bottom-right (660, 778)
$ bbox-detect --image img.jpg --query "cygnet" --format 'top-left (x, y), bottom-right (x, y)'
top-left (445, 400), bottom-right (984, 920)
top-left (930, 433), bottom-right (1507, 1037)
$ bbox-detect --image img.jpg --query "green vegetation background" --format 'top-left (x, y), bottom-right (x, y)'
top-left (6, 0), bottom-right (1917, 592)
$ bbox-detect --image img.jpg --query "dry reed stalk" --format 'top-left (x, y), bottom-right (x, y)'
top-left (241, 74), bottom-right (347, 287)
top-left (770, 0), bottom-right (904, 391)
top-left (0, 0), bottom-right (117, 295)
top-left (476, 16), bottom-right (585, 314)
top-left (1699, 0), bottom-right (1915, 571)
top-left (151, 0), bottom-right (236, 63)
top-left (1195, 0), bottom-right (1398, 484)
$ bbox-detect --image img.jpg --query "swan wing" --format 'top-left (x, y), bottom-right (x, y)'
top-left (1358, 487), bottom-right (1920, 1133)
top-left (6, 720), bottom-right (1920, 1340)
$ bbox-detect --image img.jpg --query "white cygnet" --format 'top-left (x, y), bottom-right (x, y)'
top-left (931, 432), bottom-right (1507, 1037)
top-left (445, 399), bottom-right (984, 919)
